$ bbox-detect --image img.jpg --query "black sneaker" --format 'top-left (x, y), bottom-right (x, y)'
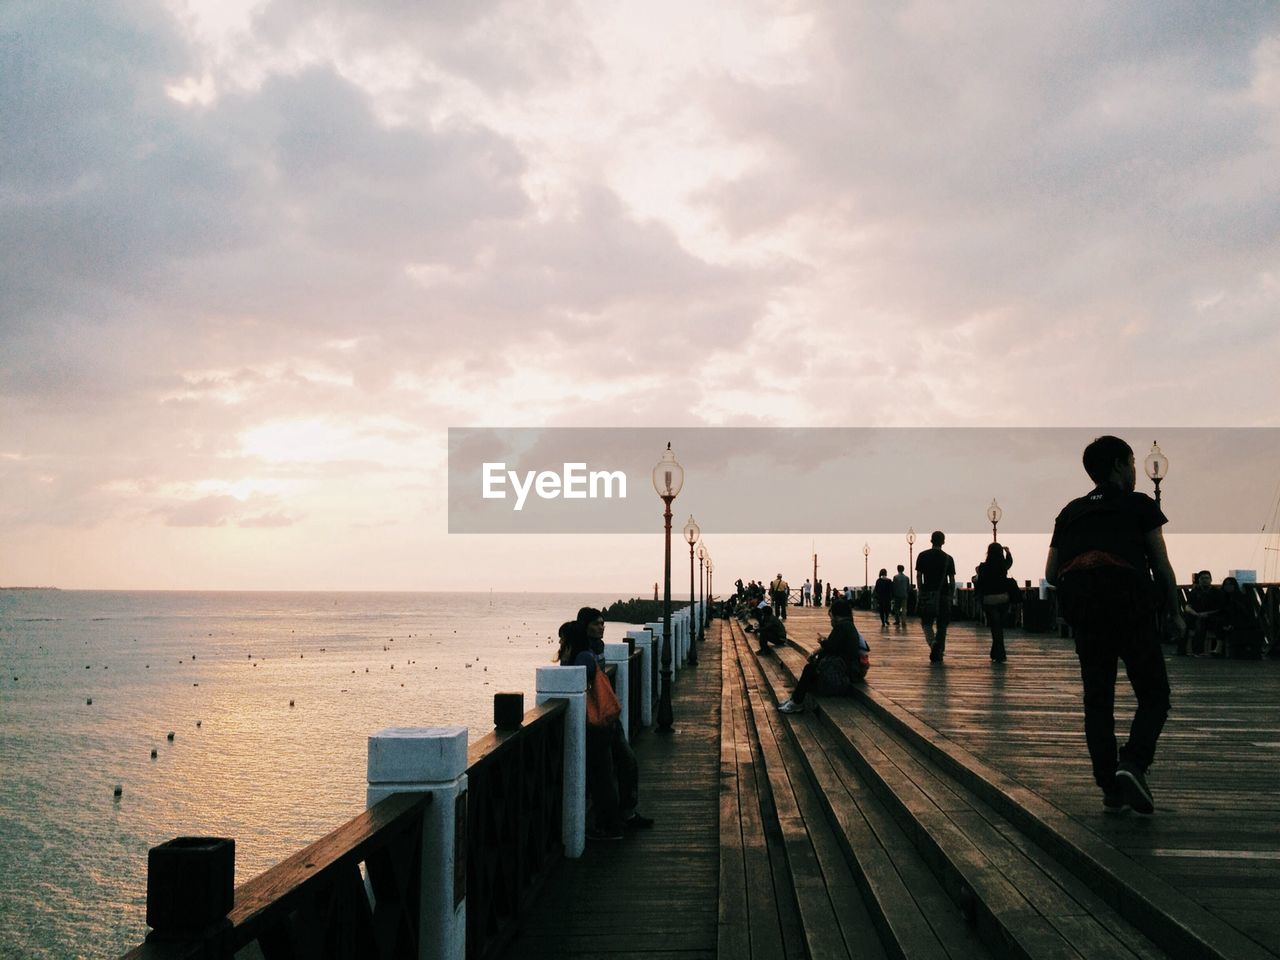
top-left (624, 813), bottom-right (654, 829)
top-left (587, 824), bottom-right (624, 841)
top-left (1102, 791), bottom-right (1130, 815)
top-left (1115, 763), bottom-right (1154, 815)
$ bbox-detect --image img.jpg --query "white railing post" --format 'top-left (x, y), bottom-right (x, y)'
top-left (626, 630), bottom-right (654, 728)
top-left (536, 665), bottom-right (587, 858)
top-left (366, 726), bottom-right (468, 960)
top-left (603, 642), bottom-right (630, 741)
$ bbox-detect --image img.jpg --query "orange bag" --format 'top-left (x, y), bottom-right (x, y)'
top-left (586, 666), bottom-right (622, 728)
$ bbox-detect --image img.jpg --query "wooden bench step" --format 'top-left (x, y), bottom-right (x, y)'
top-left (754, 636), bottom-right (1171, 960)
top-left (729, 625), bottom-right (888, 960)
top-left (718, 618), bottom-right (805, 960)
top-left (847, 676), bottom-right (1279, 960)
top-left (730, 620), bottom-right (992, 960)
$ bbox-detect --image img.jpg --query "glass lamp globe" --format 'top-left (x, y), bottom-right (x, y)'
top-left (1144, 442), bottom-right (1168, 481)
top-left (683, 515), bottom-right (700, 545)
top-left (652, 443), bottom-right (684, 500)
top-left (987, 498), bottom-right (1003, 525)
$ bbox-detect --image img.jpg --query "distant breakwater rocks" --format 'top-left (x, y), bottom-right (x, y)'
top-left (602, 598), bottom-right (692, 623)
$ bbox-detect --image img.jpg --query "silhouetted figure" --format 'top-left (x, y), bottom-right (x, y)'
top-left (874, 568), bottom-right (893, 627)
top-left (1047, 435), bottom-right (1183, 816)
top-left (976, 543), bottom-right (1014, 662)
top-left (1182, 570), bottom-right (1222, 656)
top-left (755, 604), bottom-right (787, 654)
top-left (770, 573), bottom-right (789, 620)
top-left (778, 599), bottom-right (870, 713)
top-left (915, 531), bottom-right (955, 662)
top-left (891, 565), bottom-right (910, 626)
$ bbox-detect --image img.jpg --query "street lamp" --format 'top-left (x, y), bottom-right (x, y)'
top-left (652, 443), bottom-right (684, 733)
top-left (987, 498), bottom-right (1003, 542)
top-left (697, 542), bottom-right (706, 642)
top-left (707, 558), bottom-right (714, 618)
top-left (906, 527), bottom-right (916, 587)
top-left (863, 542), bottom-right (870, 589)
top-left (683, 515), bottom-right (700, 666)
top-left (1144, 442), bottom-right (1168, 506)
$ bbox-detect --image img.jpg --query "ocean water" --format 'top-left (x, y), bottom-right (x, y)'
top-left (0, 590), bottom-right (638, 959)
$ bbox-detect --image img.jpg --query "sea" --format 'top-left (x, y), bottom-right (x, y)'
top-left (0, 589), bottom-right (641, 959)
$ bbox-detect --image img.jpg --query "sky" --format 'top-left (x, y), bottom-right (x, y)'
top-left (2, 0), bottom-right (1280, 591)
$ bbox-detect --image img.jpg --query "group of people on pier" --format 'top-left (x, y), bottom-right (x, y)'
top-left (745, 436), bottom-right (1225, 818)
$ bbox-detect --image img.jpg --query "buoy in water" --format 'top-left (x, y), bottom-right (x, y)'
top-left (87, 697), bottom-right (93, 705)
top-left (196, 720), bottom-right (202, 728)
top-left (113, 785), bottom-right (123, 797)
top-left (289, 699), bottom-right (295, 707)
top-left (167, 731), bottom-right (175, 741)
top-left (151, 749), bottom-right (158, 759)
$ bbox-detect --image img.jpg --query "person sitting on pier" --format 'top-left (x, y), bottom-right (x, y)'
top-left (1181, 570), bottom-right (1222, 656)
top-left (754, 604), bottom-right (788, 654)
top-left (1215, 576), bottom-right (1263, 658)
top-left (558, 621), bottom-right (654, 840)
top-left (777, 598), bottom-right (870, 714)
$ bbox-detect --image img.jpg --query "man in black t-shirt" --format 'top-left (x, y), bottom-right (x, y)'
top-left (915, 531), bottom-right (956, 662)
top-left (1047, 436), bottom-right (1183, 816)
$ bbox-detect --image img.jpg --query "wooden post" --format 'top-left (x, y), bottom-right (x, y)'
top-left (626, 630), bottom-right (654, 728)
top-left (367, 727), bottom-right (469, 960)
top-left (493, 692), bottom-right (523, 731)
top-left (144, 836), bottom-right (235, 956)
top-left (536, 665), bottom-right (587, 857)
top-left (604, 643), bottom-right (631, 741)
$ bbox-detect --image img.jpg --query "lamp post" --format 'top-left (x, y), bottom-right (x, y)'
top-left (863, 542), bottom-right (870, 589)
top-left (682, 515), bottom-right (700, 666)
top-left (652, 443), bottom-right (684, 734)
top-left (707, 558), bottom-right (714, 617)
top-left (697, 543), bottom-right (706, 642)
top-left (1144, 442), bottom-right (1168, 506)
top-left (987, 498), bottom-right (1002, 542)
top-left (906, 527), bottom-right (916, 587)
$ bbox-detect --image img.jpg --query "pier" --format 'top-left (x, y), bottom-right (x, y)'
top-left (123, 601), bottom-right (1280, 959)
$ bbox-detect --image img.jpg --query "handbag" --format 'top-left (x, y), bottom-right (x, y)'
top-left (586, 667), bottom-right (622, 728)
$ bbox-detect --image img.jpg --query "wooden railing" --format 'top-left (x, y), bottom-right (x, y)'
top-left (464, 699), bottom-right (567, 960)
top-left (122, 792), bottom-right (430, 959)
top-left (122, 697), bottom-right (572, 960)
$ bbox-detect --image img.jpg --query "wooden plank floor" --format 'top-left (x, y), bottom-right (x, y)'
top-left (782, 602), bottom-right (1280, 958)
top-left (496, 623), bottom-right (722, 960)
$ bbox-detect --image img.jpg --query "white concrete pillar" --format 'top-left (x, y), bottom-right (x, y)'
top-left (367, 726), bottom-right (468, 960)
top-left (535, 665), bottom-right (587, 858)
top-left (626, 630), bottom-right (654, 728)
top-left (603, 642), bottom-right (630, 741)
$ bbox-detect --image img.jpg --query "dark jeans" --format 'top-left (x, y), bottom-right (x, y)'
top-left (877, 598), bottom-right (890, 625)
top-left (919, 592), bottom-right (950, 652)
top-left (586, 721), bottom-right (639, 830)
top-left (985, 601), bottom-right (1008, 658)
top-left (1074, 624), bottom-right (1171, 791)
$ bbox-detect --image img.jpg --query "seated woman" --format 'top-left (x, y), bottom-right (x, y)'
top-left (777, 599), bottom-right (870, 714)
top-left (558, 620), bottom-right (653, 840)
top-left (1214, 577), bottom-right (1262, 658)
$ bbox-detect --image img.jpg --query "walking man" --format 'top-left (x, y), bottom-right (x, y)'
top-left (891, 565), bottom-right (911, 626)
top-left (915, 531), bottom-right (955, 662)
top-left (1046, 435), bottom-right (1182, 815)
